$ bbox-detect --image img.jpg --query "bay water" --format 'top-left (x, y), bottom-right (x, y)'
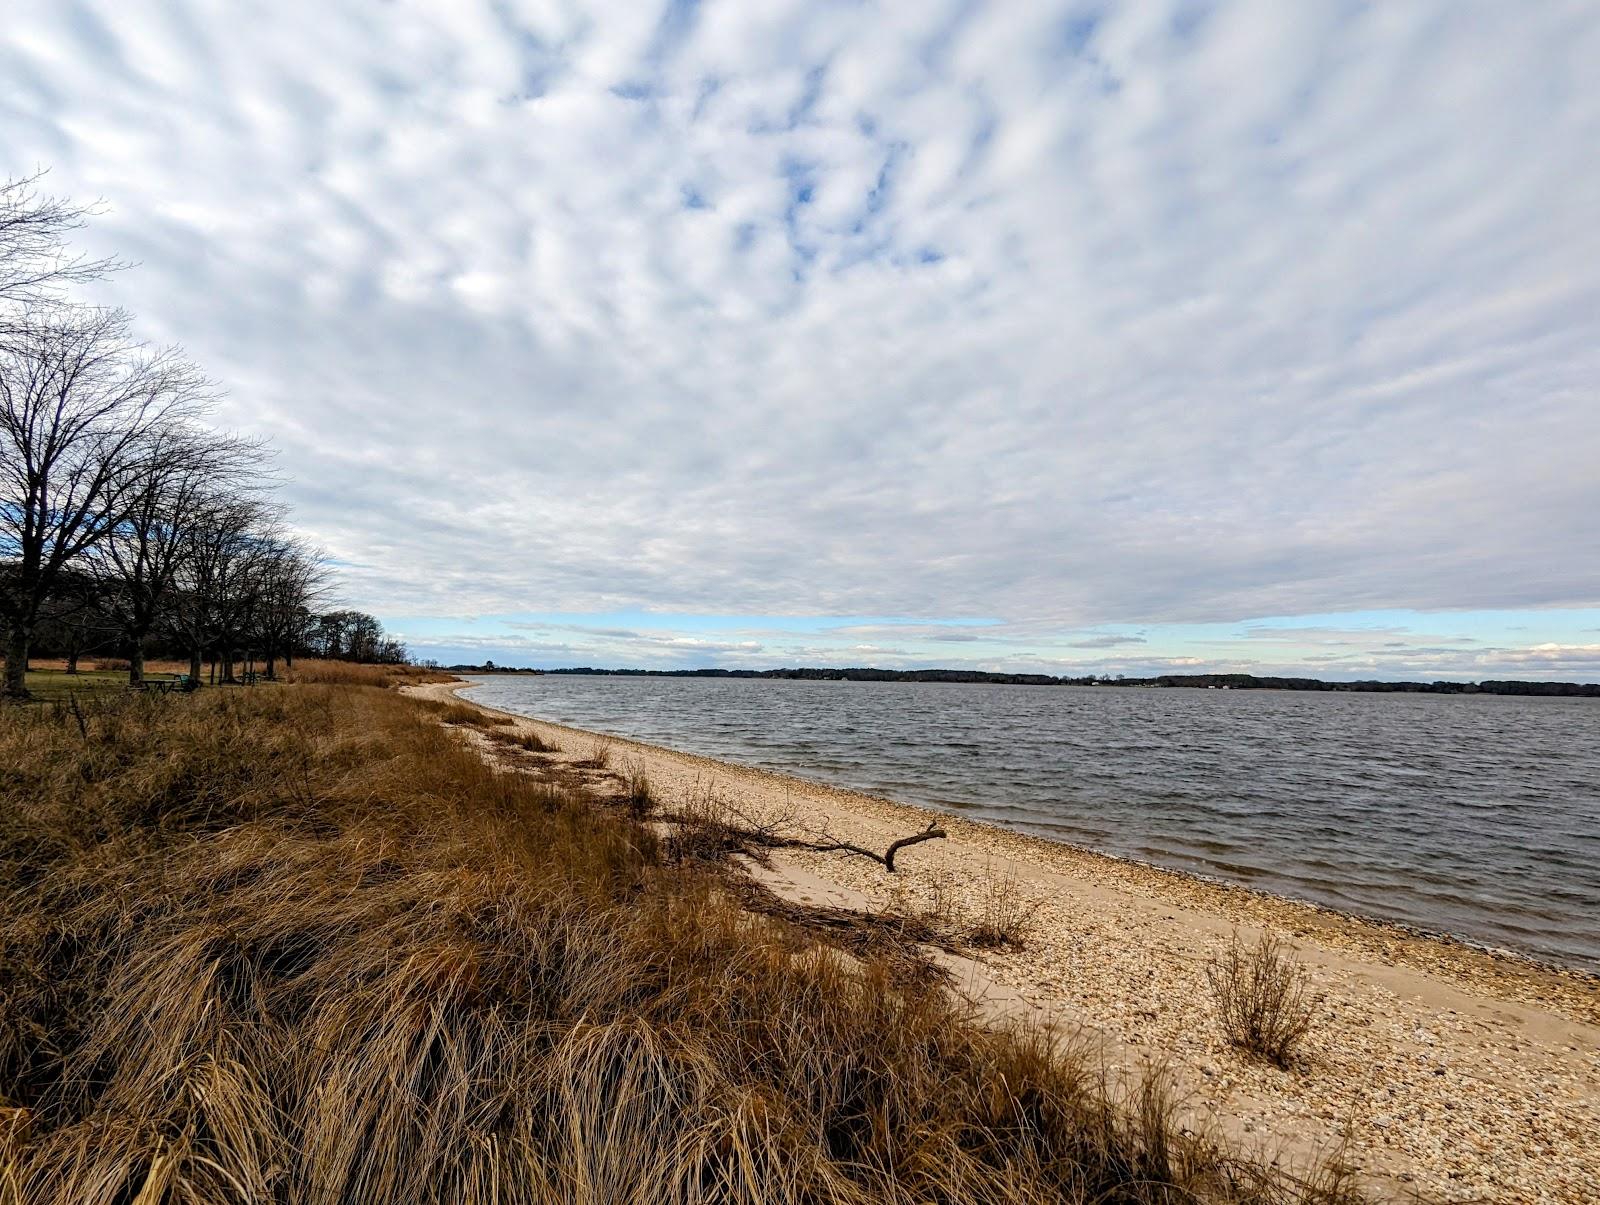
top-left (461, 674), bottom-right (1600, 972)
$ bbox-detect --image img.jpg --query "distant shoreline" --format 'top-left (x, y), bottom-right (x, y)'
top-left (445, 665), bottom-right (1600, 697)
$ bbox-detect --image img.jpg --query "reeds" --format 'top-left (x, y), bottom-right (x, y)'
top-left (0, 682), bottom-right (1359, 1203)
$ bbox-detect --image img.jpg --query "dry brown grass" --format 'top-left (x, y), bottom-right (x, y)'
top-left (621, 759), bottom-right (655, 818)
top-left (0, 682), bottom-right (1361, 1203)
top-left (283, 659), bottom-right (454, 688)
top-left (576, 735), bottom-right (615, 770)
top-left (1207, 931), bottom-right (1320, 1068)
top-left (487, 727), bottom-right (553, 753)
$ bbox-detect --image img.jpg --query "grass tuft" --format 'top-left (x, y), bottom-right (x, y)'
top-left (577, 736), bottom-right (615, 770)
top-left (622, 759), bottom-right (654, 818)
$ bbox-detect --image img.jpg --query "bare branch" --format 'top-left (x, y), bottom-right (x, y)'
top-left (0, 170), bottom-right (122, 312)
top-left (781, 820), bottom-right (948, 872)
top-left (666, 785), bottom-right (948, 874)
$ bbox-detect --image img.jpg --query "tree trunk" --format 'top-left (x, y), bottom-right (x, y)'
top-left (265, 647), bottom-right (277, 680)
top-left (66, 648), bottom-right (80, 674)
top-left (128, 640), bottom-right (146, 687)
top-left (3, 625), bottom-right (30, 698)
top-left (189, 646), bottom-right (202, 682)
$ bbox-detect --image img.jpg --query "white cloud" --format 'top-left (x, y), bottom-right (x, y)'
top-left (1, 0), bottom-right (1596, 647)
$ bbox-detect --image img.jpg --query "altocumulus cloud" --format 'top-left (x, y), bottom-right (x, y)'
top-left (2, 1), bottom-right (1597, 636)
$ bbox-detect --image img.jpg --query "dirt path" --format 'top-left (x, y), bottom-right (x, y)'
top-left (407, 680), bottom-right (1600, 1203)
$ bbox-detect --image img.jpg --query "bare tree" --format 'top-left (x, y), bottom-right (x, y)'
top-left (1, 171), bottom-right (120, 337)
top-left (253, 536), bottom-right (327, 678)
top-left (169, 495), bottom-right (275, 684)
top-left (31, 568), bottom-right (114, 673)
top-left (90, 426), bottom-right (262, 684)
top-left (0, 307), bottom-right (213, 697)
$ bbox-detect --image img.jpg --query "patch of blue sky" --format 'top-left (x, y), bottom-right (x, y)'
top-left (1056, 11), bottom-right (1102, 56)
top-left (1214, 608), bottom-right (1600, 644)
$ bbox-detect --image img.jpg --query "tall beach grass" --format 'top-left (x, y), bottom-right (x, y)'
top-left (0, 668), bottom-right (1361, 1203)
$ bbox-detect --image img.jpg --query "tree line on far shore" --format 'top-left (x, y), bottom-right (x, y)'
top-left (508, 665), bottom-right (1600, 697)
top-left (1, 172), bottom-right (404, 696)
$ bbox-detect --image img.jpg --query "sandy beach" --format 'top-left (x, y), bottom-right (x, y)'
top-left (411, 680), bottom-right (1600, 1203)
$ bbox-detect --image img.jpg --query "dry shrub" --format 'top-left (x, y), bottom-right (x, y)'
top-left (1206, 931), bottom-right (1318, 1067)
top-left (659, 781), bottom-right (796, 869)
top-left (91, 657), bottom-right (130, 671)
top-left (0, 684), bottom-right (1359, 1203)
top-left (661, 779), bottom-right (744, 865)
top-left (968, 864), bottom-right (1047, 950)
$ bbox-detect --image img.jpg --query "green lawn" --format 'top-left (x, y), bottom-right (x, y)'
top-left (20, 668), bottom-right (182, 701)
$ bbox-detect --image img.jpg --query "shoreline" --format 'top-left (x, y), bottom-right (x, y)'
top-left (417, 678), bottom-right (1600, 1202)
top-left (447, 679), bottom-right (1598, 1015)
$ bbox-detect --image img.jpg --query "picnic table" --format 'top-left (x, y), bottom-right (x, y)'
top-left (136, 676), bottom-right (196, 695)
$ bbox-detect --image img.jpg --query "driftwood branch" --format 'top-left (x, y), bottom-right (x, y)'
top-left (666, 782), bottom-right (946, 874)
top-left (780, 820), bottom-right (947, 873)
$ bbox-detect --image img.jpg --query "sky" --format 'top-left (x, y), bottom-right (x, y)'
top-left (3, 1), bottom-right (1598, 678)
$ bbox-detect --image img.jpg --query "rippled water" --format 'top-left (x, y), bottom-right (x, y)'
top-left (461, 675), bottom-right (1600, 971)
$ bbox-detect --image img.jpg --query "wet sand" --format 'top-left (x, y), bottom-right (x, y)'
top-left (410, 680), bottom-right (1600, 1203)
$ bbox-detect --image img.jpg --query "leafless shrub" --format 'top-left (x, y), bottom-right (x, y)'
top-left (91, 657), bottom-right (130, 672)
top-left (884, 866), bottom-right (963, 933)
top-left (1207, 930), bottom-right (1318, 1067)
top-left (968, 863), bottom-right (1047, 949)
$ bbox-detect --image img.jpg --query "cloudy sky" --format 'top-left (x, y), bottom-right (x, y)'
top-left (4, 1), bottom-right (1598, 677)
